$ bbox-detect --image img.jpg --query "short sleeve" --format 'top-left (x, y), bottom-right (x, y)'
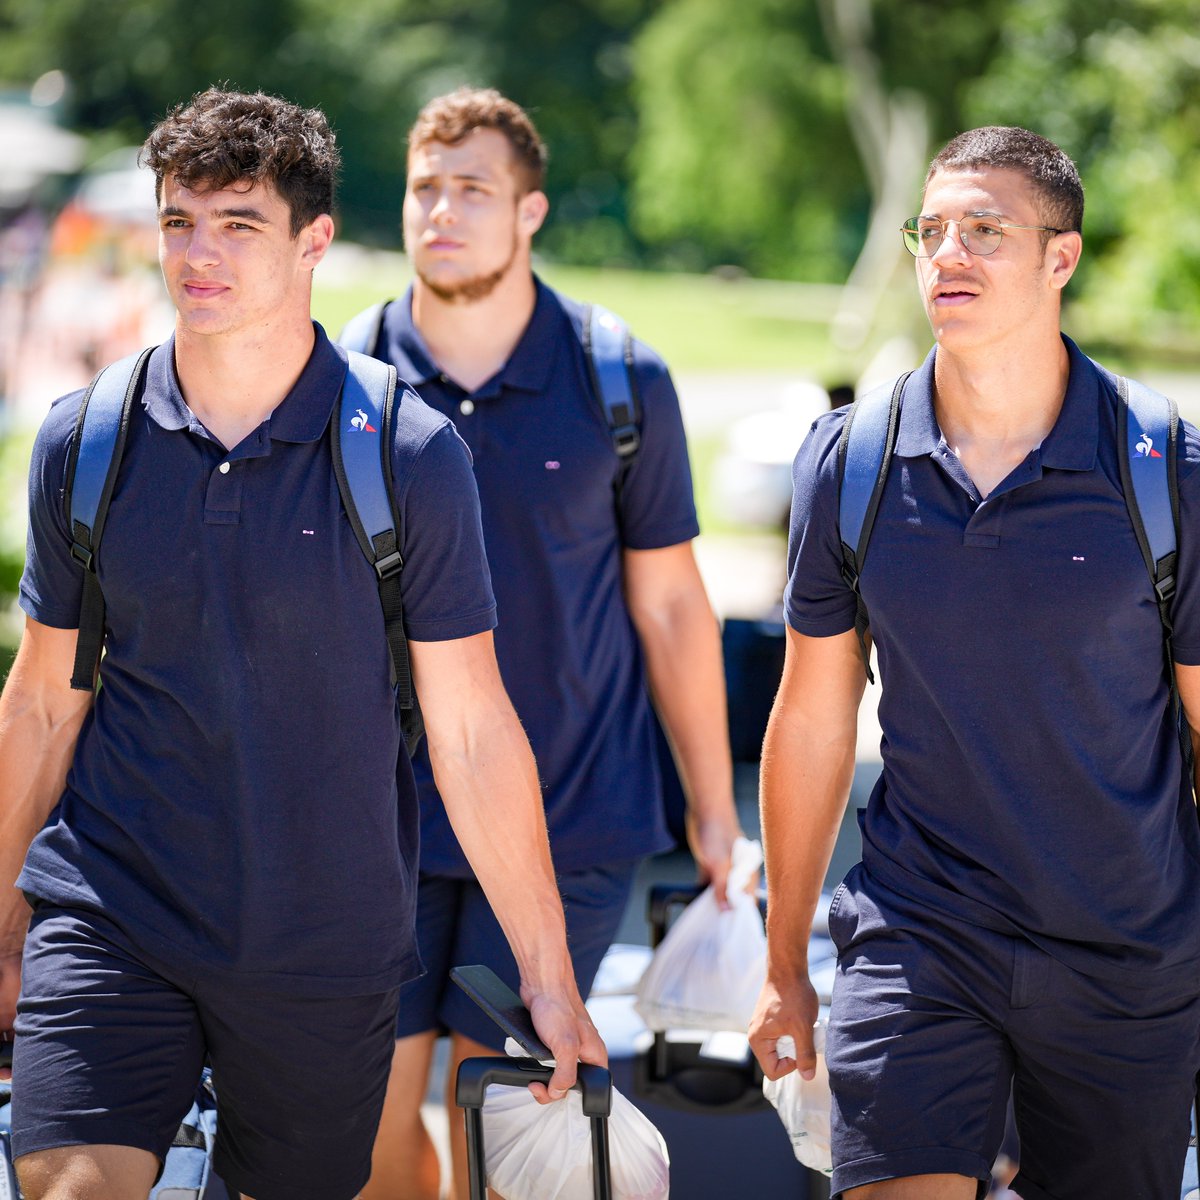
top-left (782, 409), bottom-right (858, 637)
top-left (19, 392), bottom-right (86, 629)
top-left (615, 344), bottom-right (700, 550)
top-left (1166, 418), bottom-right (1200, 664)
top-left (392, 414), bottom-right (497, 642)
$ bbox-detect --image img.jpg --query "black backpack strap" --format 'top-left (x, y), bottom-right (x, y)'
top-left (1114, 372), bottom-right (1191, 779)
top-left (331, 350), bottom-right (424, 754)
top-left (582, 303), bottom-right (641, 492)
top-left (64, 347), bottom-right (155, 690)
top-left (337, 300), bottom-right (391, 358)
top-left (836, 373), bottom-right (910, 684)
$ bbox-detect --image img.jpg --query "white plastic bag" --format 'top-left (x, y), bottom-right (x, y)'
top-left (762, 1026), bottom-right (834, 1176)
top-left (483, 1083), bottom-right (669, 1200)
top-left (633, 836), bottom-right (766, 1032)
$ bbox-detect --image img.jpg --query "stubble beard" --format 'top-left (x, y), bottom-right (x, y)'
top-left (415, 231), bottom-right (520, 304)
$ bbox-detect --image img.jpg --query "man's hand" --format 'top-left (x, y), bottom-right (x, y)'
top-left (521, 984), bottom-right (608, 1104)
top-left (686, 810), bottom-right (743, 907)
top-left (749, 974), bottom-right (820, 1082)
top-left (0, 947), bottom-right (21, 1081)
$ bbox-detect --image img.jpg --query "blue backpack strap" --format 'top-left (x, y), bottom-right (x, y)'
top-left (330, 350), bottom-right (423, 753)
top-left (337, 300), bottom-right (391, 358)
top-left (836, 373), bottom-right (910, 683)
top-left (65, 347), bottom-right (155, 690)
top-left (1114, 372), bottom-right (1190, 777)
top-left (582, 304), bottom-right (640, 468)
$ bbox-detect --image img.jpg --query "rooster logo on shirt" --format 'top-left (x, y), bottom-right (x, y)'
top-left (350, 408), bottom-right (377, 433)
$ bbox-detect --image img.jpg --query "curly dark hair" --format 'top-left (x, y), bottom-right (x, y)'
top-left (408, 87), bottom-right (547, 194)
top-left (141, 88), bottom-right (339, 237)
top-left (926, 126), bottom-right (1084, 238)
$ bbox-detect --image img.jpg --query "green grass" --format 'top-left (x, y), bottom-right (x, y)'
top-left (313, 255), bottom-right (845, 376)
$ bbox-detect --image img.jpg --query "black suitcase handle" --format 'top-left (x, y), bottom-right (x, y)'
top-left (452, 964), bottom-right (615, 1199)
top-left (455, 1054), bottom-right (614, 1199)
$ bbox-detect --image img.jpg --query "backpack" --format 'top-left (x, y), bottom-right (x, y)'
top-left (836, 368), bottom-right (1189, 766)
top-left (63, 349), bottom-right (424, 755)
top-left (337, 300), bottom-right (642, 488)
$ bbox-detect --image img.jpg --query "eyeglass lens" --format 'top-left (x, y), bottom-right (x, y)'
top-left (902, 217), bottom-right (1005, 257)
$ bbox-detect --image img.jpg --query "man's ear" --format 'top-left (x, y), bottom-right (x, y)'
top-left (517, 190), bottom-right (549, 238)
top-left (300, 214), bottom-right (336, 270)
top-left (1047, 229), bottom-right (1083, 292)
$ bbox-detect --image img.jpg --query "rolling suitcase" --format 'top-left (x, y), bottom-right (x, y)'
top-left (451, 965), bottom-right (615, 1200)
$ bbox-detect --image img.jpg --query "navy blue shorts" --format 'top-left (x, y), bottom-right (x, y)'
top-left (396, 861), bottom-right (638, 1049)
top-left (825, 864), bottom-right (1200, 1200)
top-left (13, 906), bottom-right (399, 1200)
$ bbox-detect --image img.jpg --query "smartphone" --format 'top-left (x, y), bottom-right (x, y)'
top-left (449, 964), bottom-right (553, 1061)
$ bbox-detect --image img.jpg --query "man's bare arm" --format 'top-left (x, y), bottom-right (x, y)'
top-left (0, 619), bottom-right (94, 1045)
top-left (749, 625), bottom-right (866, 1082)
top-left (1173, 662), bottom-right (1200, 799)
top-left (624, 542), bottom-right (741, 901)
top-left (409, 630), bottom-right (606, 1101)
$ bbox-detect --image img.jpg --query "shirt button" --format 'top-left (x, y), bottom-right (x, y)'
top-left (460, 400), bottom-right (476, 416)
top-left (219, 462), bottom-right (231, 474)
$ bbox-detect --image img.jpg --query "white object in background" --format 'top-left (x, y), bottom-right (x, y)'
top-left (633, 837), bottom-right (766, 1033)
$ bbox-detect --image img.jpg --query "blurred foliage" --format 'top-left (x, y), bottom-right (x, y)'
top-left (1, 0), bottom-right (1199, 337)
top-left (0, 0), bottom-right (658, 264)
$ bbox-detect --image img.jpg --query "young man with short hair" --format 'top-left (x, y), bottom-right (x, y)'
top-left (750, 126), bottom-right (1200, 1200)
top-left (345, 87), bottom-right (742, 1200)
top-left (0, 87), bottom-right (602, 1200)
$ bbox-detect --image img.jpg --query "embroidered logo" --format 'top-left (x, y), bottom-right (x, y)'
top-left (545, 461), bottom-right (561, 470)
top-left (350, 408), bottom-right (377, 433)
top-left (1135, 432), bottom-right (1162, 458)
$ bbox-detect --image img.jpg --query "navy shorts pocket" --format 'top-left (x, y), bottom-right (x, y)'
top-left (826, 880), bottom-right (854, 953)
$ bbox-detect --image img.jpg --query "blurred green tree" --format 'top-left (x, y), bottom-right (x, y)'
top-left (0, 0), bottom-right (659, 260)
top-left (964, 0), bottom-right (1200, 347)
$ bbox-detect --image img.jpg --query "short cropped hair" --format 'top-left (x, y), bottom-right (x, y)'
top-left (141, 88), bottom-right (339, 237)
top-left (408, 87), bottom-right (547, 194)
top-left (926, 126), bottom-right (1084, 235)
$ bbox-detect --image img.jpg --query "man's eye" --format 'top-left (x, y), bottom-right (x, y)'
top-left (970, 222), bottom-right (1001, 238)
top-left (917, 224), bottom-right (943, 242)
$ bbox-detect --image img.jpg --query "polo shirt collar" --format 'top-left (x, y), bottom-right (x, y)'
top-left (388, 276), bottom-right (560, 398)
top-left (893, 334), bottom-right (1099, 471)
top-left (141, 323), bottom-right (343, 443)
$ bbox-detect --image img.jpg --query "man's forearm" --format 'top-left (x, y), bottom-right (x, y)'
top-left (0, 663), bottom-right (91, 946)
top-left (428, 703), bottom-right (574, 992)
top-left (634, 584), bottom-right (735, 820)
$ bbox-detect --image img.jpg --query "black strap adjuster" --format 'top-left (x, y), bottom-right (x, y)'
top-left (374, 550), bottom-right (403, 581)
top-left (612, 424), bottom-right (640, 459)
top-left (70, 541), bottom-right (95, 571)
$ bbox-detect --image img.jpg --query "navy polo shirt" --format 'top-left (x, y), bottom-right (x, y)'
top-left (373, 280), bottom-right (697, 874)
top-left (18, 326), bottom-right (496, 994)
top-left (786, 336), bottom-right (1200, 980)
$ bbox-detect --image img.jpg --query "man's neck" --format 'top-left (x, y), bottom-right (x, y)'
top-left (411, 268), bottom-right (538, 393)
top-left (174, 316), bottom-right (317, 451)
top-left (933, 331), bottom-right (1071, 497)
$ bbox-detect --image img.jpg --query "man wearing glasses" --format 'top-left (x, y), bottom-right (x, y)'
top-left (750, 126), bottom-right (1200, 1199)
